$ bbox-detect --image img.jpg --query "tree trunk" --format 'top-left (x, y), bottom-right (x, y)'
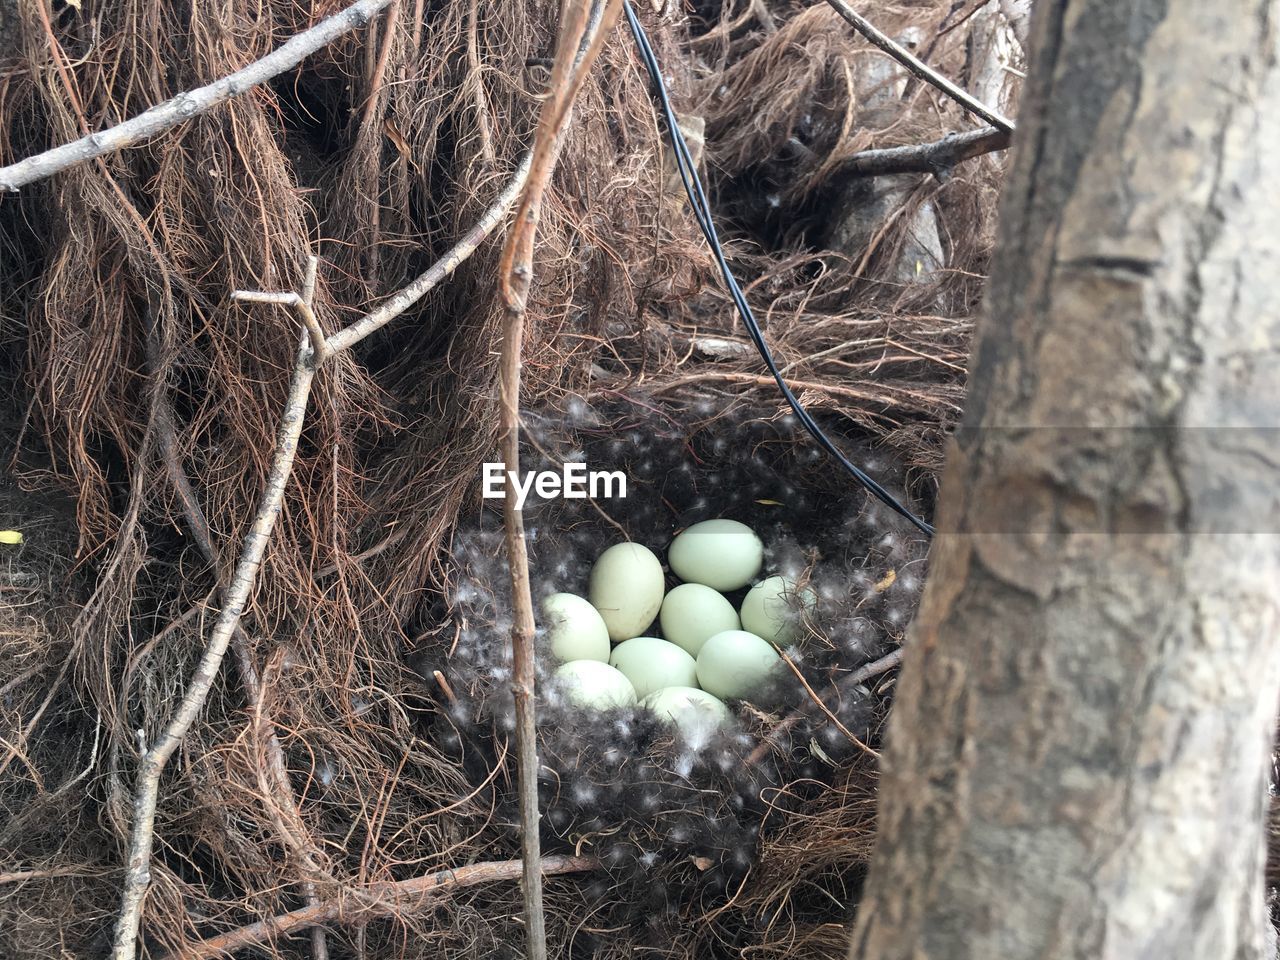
top-left (849, 1), bottom-right (1280, 959)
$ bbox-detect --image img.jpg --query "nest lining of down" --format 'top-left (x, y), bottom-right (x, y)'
top-left (412, 393), bottom-right (927, 950)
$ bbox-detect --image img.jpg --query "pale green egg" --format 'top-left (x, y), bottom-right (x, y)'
top-left (667, 519), bottom-right (763, 591)
top-left (588, 542), bottom-right (666, 641)
top-left (541, 592), bottom-right (611, 663)
top-left (642, 686), bottom-right (730, 735)
top-left (695, 629), bottom-right (780, 700)
top-left (608, 636), bottom-right (698, 700)
top-left (659, 582), bottom-right (741, 656)
top-left (739, 576), bottom-right (817, 645)
top-left (553, 660), bottom-right (637, 709)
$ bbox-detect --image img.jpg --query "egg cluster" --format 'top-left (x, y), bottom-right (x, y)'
top-left (547, 519), bottom-right (821, 737)
top-left (419, 397), bottom-right (927, 920)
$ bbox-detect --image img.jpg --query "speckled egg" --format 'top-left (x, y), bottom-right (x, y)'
top-left (667, 519), bottom-right (763, 591)
top-left (695, 629), bottom-right (780, 700)
top-left (541, 593), bottom-right (611, 663)
top-left (659, 583), bottom-right (741, 656)
top-left (553, 660), bottom-right (637, 709)
top-left (739, 576), bottom-right (817, 645)
top-left (608, 636), bottom-right (698, 700)
top-left (588, 542), bottom-right (665, 641)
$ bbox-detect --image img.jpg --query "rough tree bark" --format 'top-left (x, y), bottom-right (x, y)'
top-left (850, 1), bottom-right (1280, 959)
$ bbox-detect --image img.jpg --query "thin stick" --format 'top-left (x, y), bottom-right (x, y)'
top-left (150, 261), bottom-right (331, 960)
top-left (169, 856), bottom-right (598, 960)
top-left (838, 126), bottom-right (1010, 178)
top-left (495, 4), bottom-right (621, 959)
top-left (773, 648), bottom-right (878, 758)
top-left (0, 0), bottom-right (394, 193)
top-left (231, 290), bottom-right (332, 363)
top-left (746, 647), bottom-right (903, 767)
top-left (112, 166), bottom-right (527, 958)
top-left (1, 867), bottom-right (108, 885)
top-left (822, 0), bottom-right (1015, 133)
top-left (357, 0), bottom-right (402, 129)
top-left (847, 646), bottom-right (904, 685)
top-left (112, 335), bottom-right (319, 960)
top-left (325, 156), bottom-right (531, 354)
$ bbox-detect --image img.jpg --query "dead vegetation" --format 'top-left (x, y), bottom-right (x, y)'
top-left (0, 1), bottom-right (1018, 957)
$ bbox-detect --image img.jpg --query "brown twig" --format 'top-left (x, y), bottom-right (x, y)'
top-left (0, 867), bottom-right (109, 885)
top-left (358, 0), bottom-right (402, 129)
top-left (112, 160), bottom-right (530, 959)
top-left (0, 0), bottom-right (395, 192)
top-left (746, 647), bottom-right (903, 767)
top-left (773, 648), bottom-right (879, 758)
top-left (822, 0), bottom-right (1015, 133)
top-left (466, 0), bottom-right (497, 165)
top-left (838, 126), bottom-right (1011, 179)
top-left (431, 670), bottom-right (458, 706)
top-left (356, 0), bottom-right (403, 283)
top-left (495, 4), bottom-right (622, 959)
top-left (168, 856), bottom-right (598, 960)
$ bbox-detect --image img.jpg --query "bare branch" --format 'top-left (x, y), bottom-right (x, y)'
top-left (113, 332), bottom-right (319, 960)
top-left (325, 156), bottom-right (532, 354)
top-left (168, 856), bottom-right (598, 960)
top-left (232, 288), bottom-right (331, 363)
top-left (838, 127), bottom-right (1011, 179)
top-left (150, 265), bottom-right (331, 960)
top-left (0, 0), bottom-right (394, 193)
top-left (848, 647), bottom-right (904, 685)
top-left (823, 0), bottom-right (1015, 133)
top-left (494, 4), bottom-right (622, 959)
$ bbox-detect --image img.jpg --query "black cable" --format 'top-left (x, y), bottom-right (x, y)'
top-left (621, 2), bottom-right (935, 537)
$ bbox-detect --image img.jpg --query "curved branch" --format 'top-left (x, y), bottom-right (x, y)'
top-left (0, 0), bottom-right (394, 193)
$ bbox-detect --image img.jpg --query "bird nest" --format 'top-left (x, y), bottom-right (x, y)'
top-left (418, 393), bottom-right (926, 957)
